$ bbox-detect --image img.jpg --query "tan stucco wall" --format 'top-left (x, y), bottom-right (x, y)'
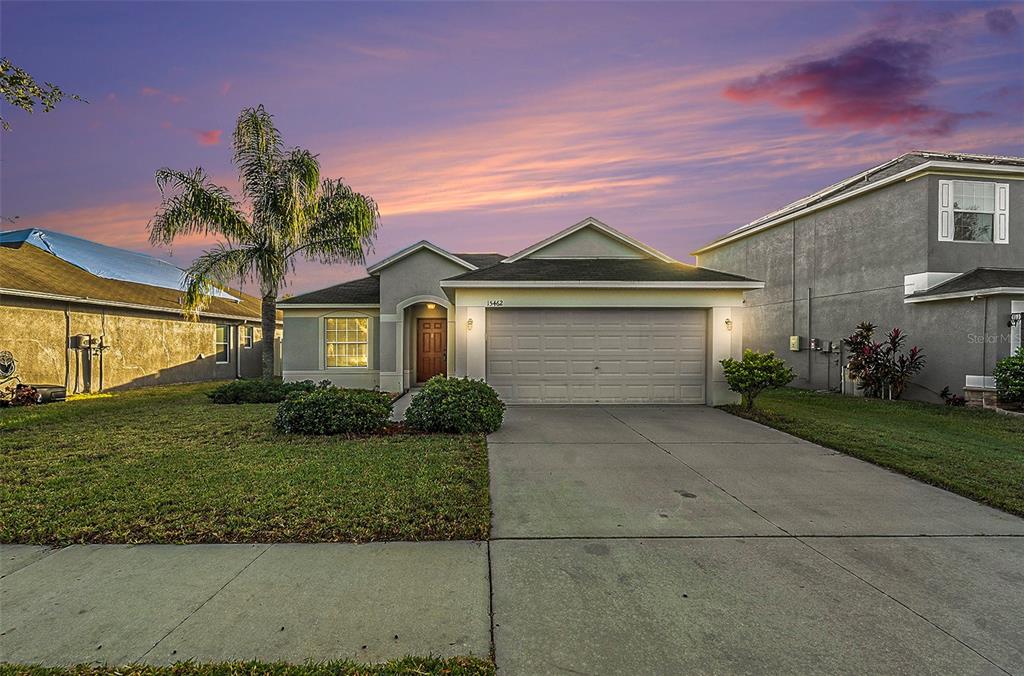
top-left (0, 296), bottom-right (264, 392)
top-left (525, 227), bottom-right (647, 258)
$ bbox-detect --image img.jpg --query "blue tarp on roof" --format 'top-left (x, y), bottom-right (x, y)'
top-left (0, 228), bottom-right (237, 300)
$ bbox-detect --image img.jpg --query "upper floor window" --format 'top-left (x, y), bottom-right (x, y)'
top-left (215, 324), bottom-right (230, 364)
top-left (953, 181), bottom-right (995, 242)
top-left (938, 179), bottom-right (1009, 244)
top-left (325, 317), bottom-right (368, 368)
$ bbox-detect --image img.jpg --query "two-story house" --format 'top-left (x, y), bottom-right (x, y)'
top-left (693, 151), bottom-right (1024, 402)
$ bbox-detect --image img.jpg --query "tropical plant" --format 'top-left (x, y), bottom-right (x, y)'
top-left (939, 386), bottom-right (967, 407)
top-left (149, 105), bottom-right (380, 379)
top-left (719, 349), bottom-right (795, 411)
top-left (1, 58), bottom-right (84, 130)
top-left (994, 346), bottom-right (1024, 406)
top-left (405, 376), bottom-right (506, 433)
top-left (842, 323), bottom-right (926, 399)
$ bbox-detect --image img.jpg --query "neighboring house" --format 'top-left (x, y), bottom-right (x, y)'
top-left (0, 228), bottom-right (276, 392)
top-left (693, 151), bottom-right (1024, 402)
top-left (279, 217), bottom-right (762, 405)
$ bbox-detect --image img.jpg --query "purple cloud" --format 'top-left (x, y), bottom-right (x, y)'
top-left (985, 8), bottom-right (1019, 36)
top-left (724, 37), bottom-right (985, 135)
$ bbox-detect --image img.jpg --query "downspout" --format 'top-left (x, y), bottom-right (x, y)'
top-left (64, 304), bottom-right (71, 392)
top-left (807, 287), bottom-right (813, 385)
top-left (99, 310), bottom-right (105, 392)
top-left (983, 297), bottom-right (989, 378)
top-left (235, 324), bottom-right (242, 379)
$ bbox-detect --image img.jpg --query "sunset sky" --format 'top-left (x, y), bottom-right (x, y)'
top-left (2, 1), bottom-right (1022, 293)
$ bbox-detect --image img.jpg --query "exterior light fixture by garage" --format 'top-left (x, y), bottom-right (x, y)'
top-left (724, 318), bottom-right (733, 331)
top-left (466, 317), bottom-right (474, 331)
top-left (427, 303), bottom-right (436, 310)
top-left (1010, 312), bottom-right (1023, 328)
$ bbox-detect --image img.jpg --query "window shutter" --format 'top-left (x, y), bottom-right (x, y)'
top-left (994, 182), bottom-right (1009, 244)
top-left (937, 180), bottom-right (954, 241)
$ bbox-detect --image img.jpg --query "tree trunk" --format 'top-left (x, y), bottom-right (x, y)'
top-left (261, 293), bottom-right (277, 380)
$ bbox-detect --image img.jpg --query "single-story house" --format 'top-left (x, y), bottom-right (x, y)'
top-left (0, 228), bottom-right (277, 393)
top-left (278, 217), bottom-right (763, 405)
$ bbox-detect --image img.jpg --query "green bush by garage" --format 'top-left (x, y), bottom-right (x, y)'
top-left (405, 376), bottom-right (505, 434)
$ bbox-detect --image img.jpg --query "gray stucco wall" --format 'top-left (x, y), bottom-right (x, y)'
top-left (281, 308), bottom-right (380, 387)
top-left (699, 174), bottom-right (1021, 401)
top-left (926, 174), bottom-right (1024, 271)
top-left (378, 249), bottom-right (468, 312)
top-left (378, 248), bottom-right (464, 375)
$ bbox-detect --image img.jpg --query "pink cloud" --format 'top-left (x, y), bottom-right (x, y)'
top-left (140, 86), bottom-right (185, 104)
top-left (192, 129), bottom-right (223, 146)
top-left (219, 81), bottom-right (233, 96)
top-left (723, 37), bottom-right (988, 135)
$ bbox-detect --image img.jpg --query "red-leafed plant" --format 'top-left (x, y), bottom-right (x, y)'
top-left (1, 384), bottom-right (39, 407)
top-left (843, 323), bottom-right (926, 399)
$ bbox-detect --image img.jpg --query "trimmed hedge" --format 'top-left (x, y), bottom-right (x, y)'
top-left (208, 379), bottom-right (321, 404)
top-left (274, 387), bottom-right (393, 435)
top-left (405, 376), bottom-right (505, 434)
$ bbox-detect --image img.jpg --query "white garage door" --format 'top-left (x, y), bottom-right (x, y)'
top-left (486, 308), bottom-right (706, 404)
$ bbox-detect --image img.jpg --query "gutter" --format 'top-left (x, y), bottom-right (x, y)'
top-left (0, 286), bottom-right (276, 323)
top-left (439, 280), bottom-right (764, 289)
top-left (904, 287), bottom-right (1024, 303)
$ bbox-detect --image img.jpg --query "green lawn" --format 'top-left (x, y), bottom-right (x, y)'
top-left (723, 388), bottom-right (1024, 516)
top-left (0, 657), bottom-right (494, 676)
top-left (0, 383), bottom-right (490, 544)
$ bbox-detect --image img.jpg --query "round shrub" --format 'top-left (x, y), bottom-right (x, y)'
top-left (404, 376), bottom-right (505, 434)
top-left (274, 387), bottom-right (393, 435)
top-left (994, 346), bottom-right (1024, 406)
top-left (208, 379), bottom-right (321, 404)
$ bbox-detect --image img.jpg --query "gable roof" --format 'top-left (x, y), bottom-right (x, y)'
top-left (0, 237), bottom-right (263, 321)
top-left (503, 217), bottom-right (677, 264)
top-left (906, 267), bottom-right (1024, 303)
top-left (693, 151), bottom-right (1024, 256)
top-left (441, 257), bottom-right (762, 288)
top-left (366, 240), bottom-right (481, 275)
top-left (278, 276), bottom-right (381, 306)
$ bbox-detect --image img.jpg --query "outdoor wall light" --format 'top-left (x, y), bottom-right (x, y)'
top-left (426, 303), bottom-right (436, 310)
top-left (467, 318), bottom-right (474, 331)
top-left (1010, 312), bottom-right (1023, 328)
top-left (724, 318), bottom-right (733, 331)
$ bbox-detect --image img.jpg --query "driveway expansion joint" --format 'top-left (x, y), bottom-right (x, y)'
top-left (793, 535), bottom-right (1014, 675)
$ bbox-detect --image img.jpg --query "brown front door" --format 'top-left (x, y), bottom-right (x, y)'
top-left (417, 318), bottom-right (447, 383)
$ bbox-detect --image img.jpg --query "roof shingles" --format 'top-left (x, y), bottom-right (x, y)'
top-left (0, 241), bottom-right (263, 320)
top-left (912, 268), bottom-right (1024, 298)
top-left (443, 258), bottom-right (759, 283)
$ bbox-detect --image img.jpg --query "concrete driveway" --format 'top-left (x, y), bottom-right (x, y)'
top-left (489, 405), bottom-right (1024, 675)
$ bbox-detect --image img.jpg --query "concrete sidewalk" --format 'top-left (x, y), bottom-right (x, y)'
top-left (1, 542), bottom-right (490, 666)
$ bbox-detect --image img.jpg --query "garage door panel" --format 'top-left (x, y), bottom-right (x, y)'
top-left (486, 308), bottom-right (706, 404)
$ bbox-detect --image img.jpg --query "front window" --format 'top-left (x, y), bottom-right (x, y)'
top-left (215, 324), bottom-right (230, 363)
top-left (242, 326), bottom-right (254, 349)
top-left (325, 317), bottom-right (368, 367)
top-left (953, 181), bottom-right (995, 242)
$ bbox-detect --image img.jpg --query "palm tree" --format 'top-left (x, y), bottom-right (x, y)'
top-left (149, 105), bottom-right (379, 379)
